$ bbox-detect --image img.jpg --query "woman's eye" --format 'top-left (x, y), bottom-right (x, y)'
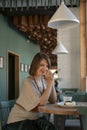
top-left (40, 64), bottom-right (48, 68)
top-left (40, 64), bottom-right (44, 67)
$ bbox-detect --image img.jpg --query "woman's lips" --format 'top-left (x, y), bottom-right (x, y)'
top-left (41, 70), bottom-right (46, 75)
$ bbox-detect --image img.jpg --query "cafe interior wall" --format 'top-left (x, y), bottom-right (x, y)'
top-left (57, 7), bottom-right (80, 90)
top-left (0, 5), bottom-right (83, 100)
top-left (0, 14), bottom-right (40, 101)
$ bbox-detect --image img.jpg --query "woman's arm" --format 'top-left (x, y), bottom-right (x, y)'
top-left (39, 71), bottom-right (57, 106)
top-left (48, 81), bottom-right (57, 103)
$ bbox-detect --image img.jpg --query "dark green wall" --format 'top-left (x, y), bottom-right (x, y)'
top-left (0, 14), bottom-right (40, 101)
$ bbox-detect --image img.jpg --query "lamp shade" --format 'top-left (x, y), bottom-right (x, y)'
top-left (52, 42), bottom-right (68, 54)
top-left (48, 1), bottom-right (79, 29)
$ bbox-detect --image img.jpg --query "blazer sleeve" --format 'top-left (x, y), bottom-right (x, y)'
top-left (16, 78), bottom-right (40, 111)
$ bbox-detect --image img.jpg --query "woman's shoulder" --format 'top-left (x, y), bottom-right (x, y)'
top-left (23, 76), bottom-right (32, 80)
top-left (23, 77), bottom-right (29, 82)
top-left (22, 77), bottom-right (34, 91)
top-left (22, 77), bottom-right (31, 84)
top-left (23, 76), bottom-right (35, 85)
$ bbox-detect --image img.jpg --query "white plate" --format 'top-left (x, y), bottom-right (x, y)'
top-left (57, 101), bottom-right (76, 108)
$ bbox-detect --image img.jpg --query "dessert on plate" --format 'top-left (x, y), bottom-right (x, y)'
top-left (64, 101), bottom-right (76, 106)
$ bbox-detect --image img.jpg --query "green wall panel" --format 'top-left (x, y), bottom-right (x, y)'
top-left (0, 14), bottom-right (40, 101)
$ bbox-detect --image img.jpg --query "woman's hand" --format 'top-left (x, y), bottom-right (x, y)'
top-left (44, 70), bottom-right (53, 85)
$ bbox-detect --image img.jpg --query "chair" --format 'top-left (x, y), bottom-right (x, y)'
top-left (72, 92), bottom-right (87, 102)
top-left (65, 92), bottom-right (87, 130)
top-left (0, 100), bottom-right (16, 129)
top-left (77, 107), bottom-right (87, 130)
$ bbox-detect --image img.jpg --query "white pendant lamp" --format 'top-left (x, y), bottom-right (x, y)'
top-left (48, 1), bottom-right (79, 29)
top-left (52, 42), bottom-right (68, 54)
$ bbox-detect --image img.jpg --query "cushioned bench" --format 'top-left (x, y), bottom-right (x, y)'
top-left (0, 100), bottom-right (16, 129)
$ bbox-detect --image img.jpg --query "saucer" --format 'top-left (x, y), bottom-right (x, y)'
top-left (57, 101), bottom-right (76, 108)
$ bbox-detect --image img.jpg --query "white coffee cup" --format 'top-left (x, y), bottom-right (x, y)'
top-left (63, 96), bottom-right (72, 102)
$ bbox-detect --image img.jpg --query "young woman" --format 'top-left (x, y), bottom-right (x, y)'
top-left (4, 52), bottom-right (57, 130)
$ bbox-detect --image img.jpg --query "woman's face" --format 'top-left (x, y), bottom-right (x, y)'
top-left (36, 59), bottom-right (48, 76)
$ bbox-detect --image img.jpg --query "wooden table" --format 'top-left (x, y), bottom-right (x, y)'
top-left (39, 102), bottom-right (87, 130)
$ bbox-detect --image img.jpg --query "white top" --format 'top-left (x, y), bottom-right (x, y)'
top-left (7, 77), bottom-right (45, 124)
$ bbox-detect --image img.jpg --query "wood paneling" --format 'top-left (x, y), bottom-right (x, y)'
top-left (80, 0), bottom-right (86, 91)
top-left (12, 15), bottom-right (57, 67)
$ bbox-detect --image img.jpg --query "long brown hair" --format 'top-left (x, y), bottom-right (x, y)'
top-left (29, 52), bottom-right (51, 76)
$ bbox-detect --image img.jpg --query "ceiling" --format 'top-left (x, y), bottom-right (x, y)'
top-left (0, 0), bottom-right (80, 67)
top-left (0, 0), bottom-right (80, 16)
